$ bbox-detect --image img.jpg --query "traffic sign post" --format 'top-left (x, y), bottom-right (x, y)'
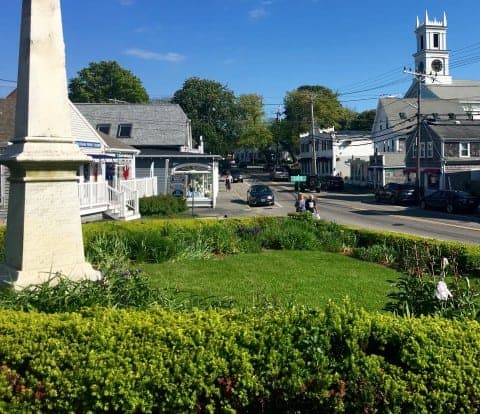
top-left (291, 175), bottom-right (306, 202)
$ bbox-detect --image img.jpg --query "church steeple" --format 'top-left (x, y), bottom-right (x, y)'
top-left (413, 10), bottom-right (452, 84)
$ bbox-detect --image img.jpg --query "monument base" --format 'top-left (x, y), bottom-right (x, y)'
top-left (0, 262), bottom-right (101, 290)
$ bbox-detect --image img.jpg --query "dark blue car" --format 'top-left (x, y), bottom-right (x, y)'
top-left (420, 190), bottom-right (479, 213)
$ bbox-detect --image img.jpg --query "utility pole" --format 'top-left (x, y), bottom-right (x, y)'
top-left (403, 68), bottom-right (435, 204)
top-left (275, 107), bottom-right (281, 169)
top-left (310, 95), bottom-right (317, 176)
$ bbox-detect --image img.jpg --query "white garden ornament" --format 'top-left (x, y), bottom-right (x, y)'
top-left (435, 281), bottom-right (453, 301)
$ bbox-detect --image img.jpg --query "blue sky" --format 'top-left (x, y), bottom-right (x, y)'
top-left (1, 0), bottom-right (480, 116)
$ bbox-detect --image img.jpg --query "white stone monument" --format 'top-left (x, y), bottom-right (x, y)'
top-left (0, 0), bottom-right (100, 288)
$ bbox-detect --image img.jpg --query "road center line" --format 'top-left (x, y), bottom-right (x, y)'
top-left (322, 199), bottom-right (480, 233)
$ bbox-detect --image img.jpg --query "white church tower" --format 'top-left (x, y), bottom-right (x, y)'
top-left (413, 11), bottom-right (452, 84)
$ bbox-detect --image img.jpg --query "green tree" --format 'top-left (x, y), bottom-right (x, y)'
top-left (172, 77), bottom-right (238, 155)
top-left (346, 109), bottom-right (376, 131)
top-left (236, 94), bottom-right (272, 156)
top-left (282, 85), bottom-right (351, 154)
top-left (68, 60), bottom-right (149, 103)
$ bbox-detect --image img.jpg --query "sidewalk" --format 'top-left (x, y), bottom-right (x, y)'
top-left (194, 180), bottom-right (250, 218)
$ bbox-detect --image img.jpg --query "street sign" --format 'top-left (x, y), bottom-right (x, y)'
top-left (290, 175), bottom-right (307, 182)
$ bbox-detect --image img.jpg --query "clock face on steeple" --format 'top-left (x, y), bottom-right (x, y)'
top-left (417, 61), bottom-right (425, 73)
top-left (431, 59), bottom-right (443, 73)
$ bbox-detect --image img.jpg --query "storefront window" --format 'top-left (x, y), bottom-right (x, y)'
top-left (170, 164), bottom-right (214, 203)
top-left (427, 173), bottom-right (440, 190)
top-left (186, 173), bottom-right (212, 198)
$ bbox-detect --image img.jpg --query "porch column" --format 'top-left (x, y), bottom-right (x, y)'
top-left (0, 0), bottom-right (100, 288)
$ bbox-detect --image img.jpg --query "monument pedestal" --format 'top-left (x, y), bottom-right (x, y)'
top-left (0, 152), bottom-right (101, 288)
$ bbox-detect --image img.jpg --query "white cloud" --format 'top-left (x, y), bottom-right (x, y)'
top-left (249, 7), bottom-right (269, 21)
top-left (124, 48), bottom-right (186, 63)
top-left (248, 1), bottom-right (274, 21)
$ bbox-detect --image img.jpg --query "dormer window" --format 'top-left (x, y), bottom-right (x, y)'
top-left (117, 123), bottom-right (133, 138)
top-left (96, 124), bottom-right (111, 135)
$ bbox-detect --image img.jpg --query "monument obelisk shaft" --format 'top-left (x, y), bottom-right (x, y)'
top-left (0, 0), bottom-right (100, 288)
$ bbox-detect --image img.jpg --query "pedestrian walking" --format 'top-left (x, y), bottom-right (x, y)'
top-left (225, 173), bottom-right (233, 191)
top-left (295, 193), bottom-right (306, 212)
top-left (306, 194), bottom-right (316, 213)
top-left (306, 194), bottom-right (321, 219)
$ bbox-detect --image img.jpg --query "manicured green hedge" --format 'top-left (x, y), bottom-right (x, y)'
top-left (1, 303), bottom-right (479, 412)
top-left (139, 194), bottom-right (187, 216)
top-left (81, 216), bottom-right (480, 277)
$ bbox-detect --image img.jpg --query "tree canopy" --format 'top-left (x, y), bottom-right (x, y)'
top-left (236, 94), bottom-right (272, 151)
top-left (172, 77), bottom-right (238, 155)
top-left (278, 85), bottom-right (374, 154)
top-left (346, 109), bottom-right (376, 131)
top-left (68, 60), bottom-right (149, 103)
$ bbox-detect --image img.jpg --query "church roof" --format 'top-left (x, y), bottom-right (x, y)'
top-left (377, 97), bottom-right (466, 127)
top-left (404, 79), bottom-right (480, 101)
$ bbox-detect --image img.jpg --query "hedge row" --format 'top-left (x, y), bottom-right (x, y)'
top-left (139, 195), bottom-right (187, 216)
top-left (1, 303), bottom-right (479, 413)
top-left (81, 215), bottom-right (480, 277)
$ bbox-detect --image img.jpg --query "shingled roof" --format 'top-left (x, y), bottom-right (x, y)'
top-left (405, 79), bottom-right (480, 101)
top-left (376, 97), bottom-right (467, 133)
top-left (427, 120), bottom-right (480, 141)
top-left (0, 96), bottom-right (137, 155)
top-left (75, 103), bottom-right (190, 147)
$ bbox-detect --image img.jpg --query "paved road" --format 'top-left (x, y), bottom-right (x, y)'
top-left (193, 171), bottom-right (480, 244)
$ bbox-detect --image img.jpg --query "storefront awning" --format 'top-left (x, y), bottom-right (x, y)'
top-left (403, 167), bottom-right (440, 175)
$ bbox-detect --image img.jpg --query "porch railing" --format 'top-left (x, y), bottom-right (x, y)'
top-left (78, 179), bottom-right (143, 219)
top-left (107, 185), bottom-right (139, 219)
top-left (119, 177), bottom-right (158, 198)
top-left (78, 182), bottom-right (109, 209)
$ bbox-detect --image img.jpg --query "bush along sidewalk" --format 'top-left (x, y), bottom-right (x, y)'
top-left (0, 302), bottom-right (480, 413)
top-left (79, 215), bottom-right (480, 277)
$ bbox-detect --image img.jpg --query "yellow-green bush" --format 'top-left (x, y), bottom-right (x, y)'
top-left (1, 303), bottom-right (480, 412)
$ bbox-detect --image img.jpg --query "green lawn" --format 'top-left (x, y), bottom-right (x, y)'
top-left (141, 250), bottom-right (401, 312)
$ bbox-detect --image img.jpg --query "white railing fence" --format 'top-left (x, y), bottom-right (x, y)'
top-left (78, 182), bottom-right (109, 209)
top-left (79, 179), bottom-right (145, 219)
top-left (119, 177), bottom-right (158, 198)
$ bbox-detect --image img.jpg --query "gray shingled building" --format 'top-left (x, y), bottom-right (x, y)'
top-left (76, 103), bottom-right (221, 207)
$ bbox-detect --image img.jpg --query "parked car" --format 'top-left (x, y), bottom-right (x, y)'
top-left (375, 183), bottom-right (417, 205)
top-left (420, 190), bottom-right (480, 213)
top-left (230, 168), bottom-right (244, 183)
top-left (247, 184), bottom-right (275, 207)
top-left (270, 167), bottom-right (290, 181)
top-left (320, 175), bottom-right (344, 191)
top-left (297, 175), bottom-right (322, 193)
